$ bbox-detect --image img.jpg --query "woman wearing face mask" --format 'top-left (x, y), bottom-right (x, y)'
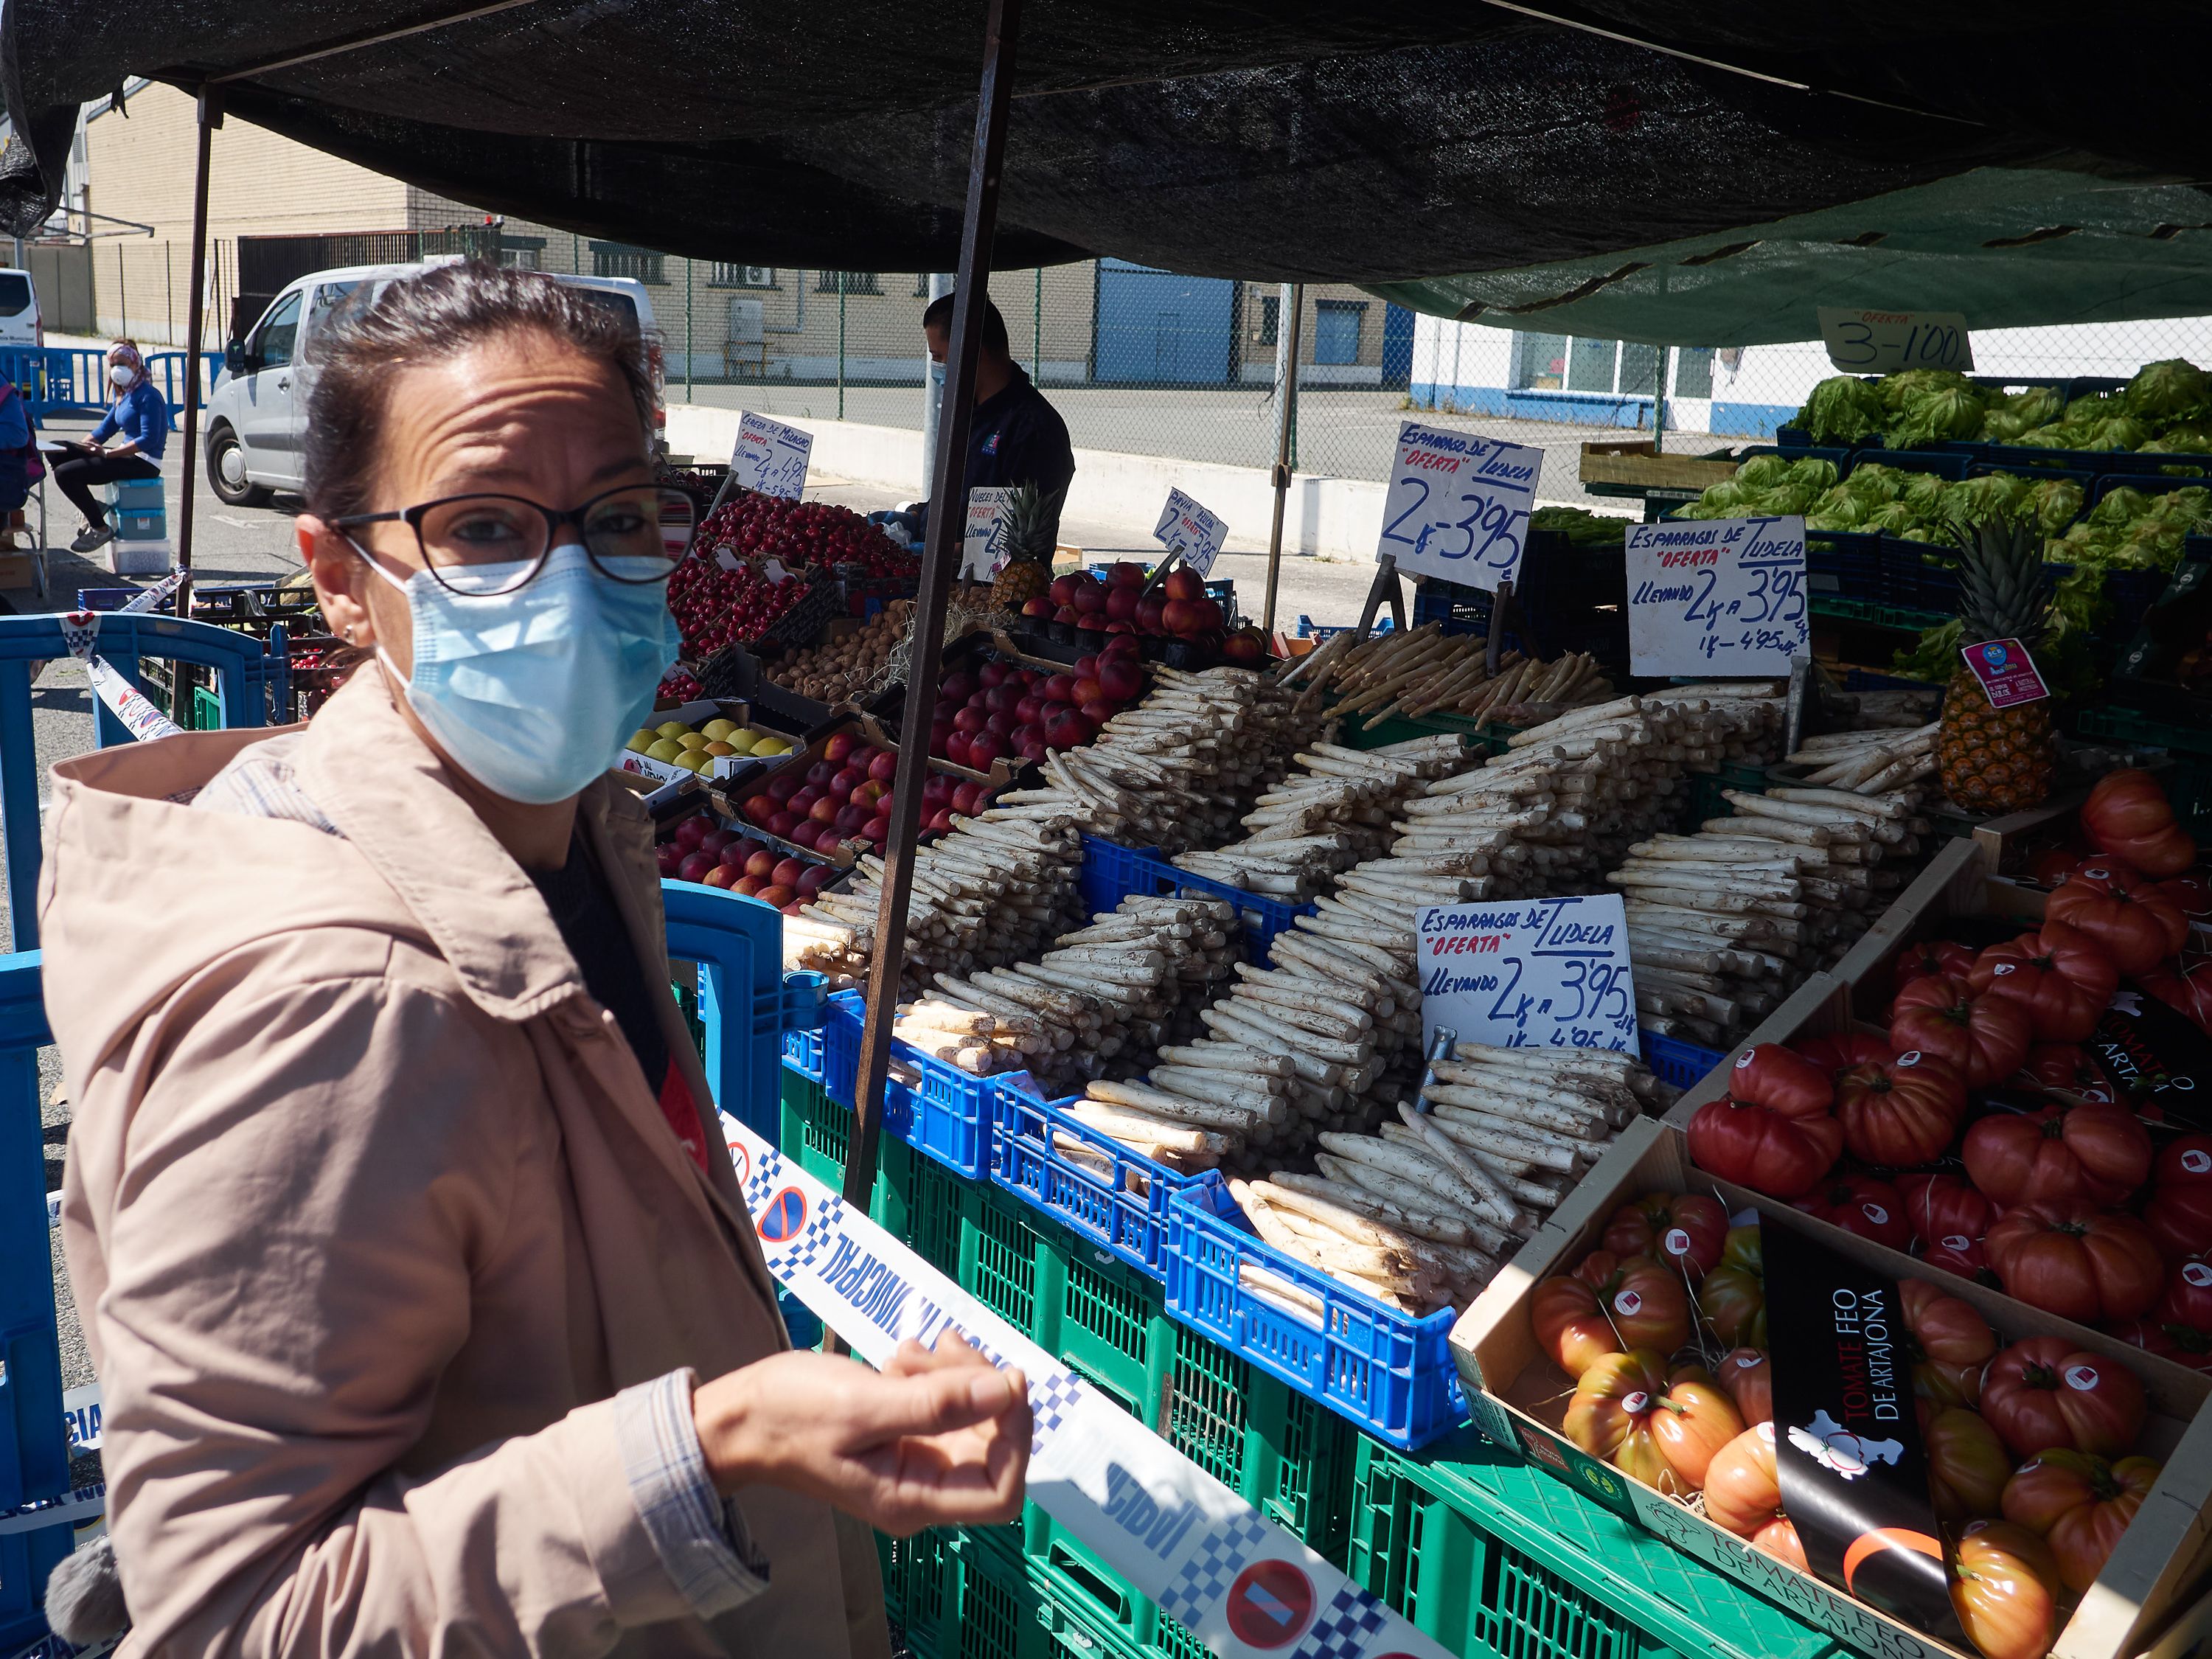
top-left (39, 262), bottom-right (1026, 1658)
top-left (53, 338), bottom-right (167, 552)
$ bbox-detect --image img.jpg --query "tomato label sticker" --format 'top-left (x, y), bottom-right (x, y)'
top-left (2064, 1366), bottom-right (2100, 1391)
top-left (1989, 963), bottom-right (2015, 976)
top-left (1897, 1051), bottom-right (1924, 1066)
top-left (1615, 1290), bottom-right (1644, 1315)
top-left (1941, 1234), bottom-right (1971, 1251)
top-left (1663, 1228), bottom-right (1693, 1256)
top-left (2187, 1263), bottom-right (2212, 1287)
top-left (1862, 1205), bottom-right (1890, 1226)
top-left (2185, 1150), bottom-right (2212, 1175)
top-left (1620, 1391), bottom-right (1650, 1414)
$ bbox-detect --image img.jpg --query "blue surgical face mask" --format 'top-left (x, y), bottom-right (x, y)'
top-left (362, 540), bottom-right (680, 804)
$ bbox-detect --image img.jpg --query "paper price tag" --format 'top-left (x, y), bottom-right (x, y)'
top-left (1817, 308), bottom-right (1973, 375)
top-left (1376, 420), bottom-right (1542, 591)
top-left (1152, 487), bottom-right (1228, 576)
top-left (1417, 894), bottom-right (1638, 1054)
top-left (964, 486), bottom-right (1015, 578)
top-left (1961, 636), bottom-right (2050, 708)
top-left (730, 411), bottom-right (813, 500)
top-left (1625, 515), bottom-right (1809, 677)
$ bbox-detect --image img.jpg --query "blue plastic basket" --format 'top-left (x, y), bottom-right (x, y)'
top-left (821, 990), bottom-right (995, 1177)
top-left (991, 1084), bottom-right (1222, 1279)
top-left (662, 880), bottom-right (827, 1141)
top-left (1077, 835), bottom-right (1315, 966)
top-left (781, 1008), bottom-right (829, 1081)
top-left (1638, 1028), bottom-right (1722, 1092)
top-left (1164, 1182), bottom-right (1464, 1450)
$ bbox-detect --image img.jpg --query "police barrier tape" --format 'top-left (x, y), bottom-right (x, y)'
top-left (84, 656), bottom-right (181, 743)
top-left (718, 1112), bottom-right (1451, 1659)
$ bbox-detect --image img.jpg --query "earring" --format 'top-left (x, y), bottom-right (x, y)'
top-left (344, 625), bottom-right (356, 644)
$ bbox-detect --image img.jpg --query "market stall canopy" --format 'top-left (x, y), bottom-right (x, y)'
top-left (3, 1), bottom-right (2209, 285)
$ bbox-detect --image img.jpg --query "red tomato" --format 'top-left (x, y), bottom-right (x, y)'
top-left (1981, 1335), bottom-right (2149, 1459)
top-left (1795, 1173), bottom-right (1911, 1252)
top-left (2147, 1136), bottom-right (2212, 1260)
top-left (2030, 844), bottom-right (2089, 888)
top-left (2158, 869), bottom-right (2212, 919)
top-left (1890, 975), bottom-right (2037, 1088)
top-left (1724, 1043), bottom-right (1834, 1117)
top-left (2000, 1449), bottom-right (2160, 1592)
top-left (1754, 1517), bottom-right (1807, 1571)
top-left (2020, 1042), bottom-right (2118, 1103)
top-left (2048, 863), bottom-right (2191, 976)
top-left (1797, 1032), bottom-right (1895, 1074)
top-left (2106, 1317), bottom-right (2212, 1375)
top-left (1987, 1203), bottom-right (2166, 1324)
top-left (1924, 1234), bottom-right (2000, 1286)
top-left (1835, 1050), bottom-right (1969, 1167)
top-left (1925, 1405), bottom-right (2014, 1523)
top-left (1562, 1349), bottom-right (1681, 1494)
top-left (1702, 1264), bottom-right (1767, 1349)
top-left (1950, 1520), bottom-right (2063, 1659)
top-left (2155, 1256), bottom-right (2212, 1327)
top-left (1532, 1255), bottom-right (1689, 1379)
top-left (1897, 1173), bottom-right (1998, 1256)
top-left (1714, 1347), bottom-right (1771, 1425)
top-left (1702, 1421), bottom-right (1781, 1537)
top-left (2081, 769), bottom-right (2197, 878)
top-left (1903, 1276), bottom-right (2000, 1408)
top-left (1967, 922), bottom-right (2121, 1044)
top-left (1600, 1192), bottom-right (1728, 1281)
top-left (1647, 1375), bottom-right (1745, 1492)
top-left (1685, 1097), bottom-right (1842, 1200)
top-left (1962, 1100), bottom-right (2153, 1208)
top-left (2140, 960), bottom-right (2212, 1039)
top-left (1895, 938), bottom-right (1978, 992)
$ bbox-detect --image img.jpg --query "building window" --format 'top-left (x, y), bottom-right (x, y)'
top-left (709, 263), bottom-right (776, 289)
top-left (591, 243), bottom-right (665, 285)
top-left (1511, 332), bottom-right (1568, 391)
top-left (495, 235), bottom-right (544, 272)
top-left (1675, 346), bottom-right (1717, 400)
top-left (914, 274), bottom-right (932, 298)
top-left (1313, 299), bottom-right (1366, 364)
top-left (1519, 333), bottom-right (1704, 400)
top-left (1256, 294), bottom-right (1280, 348)
top-left (817, 271), bottom-right (883, 294)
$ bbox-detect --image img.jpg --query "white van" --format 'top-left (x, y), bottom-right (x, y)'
top-left (204, 260), bottom-right (658, 506)
top-left (0, 268), bottom-right (44, 349)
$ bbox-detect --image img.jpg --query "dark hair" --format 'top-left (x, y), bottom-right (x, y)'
top-left (921, 292), bottom-right (1010, 358)
top-left (304, 259), bottom-right (657, 521)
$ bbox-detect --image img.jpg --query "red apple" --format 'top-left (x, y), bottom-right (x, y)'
top-left (835, 802), bottom-right (870, 833)
top-left (1046, 710), bottom-right (1092, 749)
top-left (797, 865), bottom-right (835, 897)
top-left (744, 849), bottom-right (778, 879)
top-left (1075, 653), bottom-right (1099, 678)
top-left (1188, 597), bottom-right (1224, 632)
top-left (953, 706), bottom-right (989, 734)
top-left (853, 779), bottom-right (886, 807)
top-left (1102, 634), bottom-right (1141, 659)
top-left (678, 850), bottom-right (717, 883)
top-left (699, 827), bottom-right (735, 857)
top-left (742, 791), bottom-right (779, 823)
top-left (807, 796), bottom-right (840, 825)
top-left (733, 875), bottom-right (763, 897)
top-left (1071, 582), bottom-right (1107, 616)
top-left (789, 786), bottom-right (822, 813)
top-left (733, 836), bottom-right (769, 864)
top-left (767, 810), bottom-right (803, 839)
top-left (1108, 560), bottom-right (1147, 590)
top-left (1017, 667), bottom-right (1044, 689)
top-left (1071, 675), bottom-right (1102, 705)
top-left (830, 765), bottom-right (867, 797)
top-left (802, 762), bottom-right (832, 788)
top-left (984, 684), bottom-right (1019, 714)
top-left (945, 731), bottom-right (974, 768)
top-left (655, 843), bottom-right (685, 877)
top-left (1020, 737), bottom-right (1049, 765)
top-left (1081, 698), bottom-right (1117, 726)
top-left (1105, 586), bottom-right (1140, 622)
top-left (703, 865), bottom-right (737, 889)
top-left (1015, 694), bottom-right (1045, 726)
top-left (967, 731), bottom-right (1007, 768)
top-left (1053, 605), bottom-right (1079, 625)
top-left (953, 781), bottom-right (985, 815)
top-left (1105, 619), bottom-right (1136, 634)
top-left (1163, 568), bottom-right (1205, 602)
top-left (821, 734), bottom-right (857, 765)
top-left (979, 660), bottom-right (1011, 688)
top-left (1043, 673), bottom-right (1077, 703)
top-left (1223, 630), bottom-right (1266, 665)
top-left (757, 883), bottom-right (795, 909)
top-left (1136, 597), bottom-right (1166, 633)
top-left (674, 815), bottom-right (710, 849)
top-left (1161, 599), bottom-right (1198, 636)
top-left (1021, 596), bottom-right (1053, 619)
top-left (983, 711), bottom-right (1014, 740)
top-left (869, 751), bottom-right (899, 783)
top-left (862, 814), bottom-right (891, 844)
top-left (1099, 659), bottom-right (1143, 700)
top-left (1077, 616), bottom-right (1107, 636)
top-left (923, 773), bottom-right (956, 802)
top-left (771, 857), bottom-right (806, 888)
top-left (848, 745), bottom-right (879, 769)
top-left (765, 773), bottom-right (801, 803)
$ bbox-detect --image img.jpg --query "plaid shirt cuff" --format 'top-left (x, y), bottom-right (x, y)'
top-left (613, 1368), bottom-right (770, 1620)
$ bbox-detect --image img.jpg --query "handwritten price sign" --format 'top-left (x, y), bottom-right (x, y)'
top-left (1817, 308), bottom-right (1974, 375)
top-left (1625, 515), bottom-right (1809, 678)
top-left (1376, 420), bottom-right (1543, 591)
top-left (731, 411), bottom-right (813, 499)
top-left (1416, 894), bottom-right (1638, 1054)
top-left (963, 486), bottom-right (1015, 578)
top-left (1152, 487), bottom-right (1228, 576)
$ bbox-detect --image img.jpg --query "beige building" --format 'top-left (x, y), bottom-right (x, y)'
top-left (63, 80), bottom-right (1398, 392)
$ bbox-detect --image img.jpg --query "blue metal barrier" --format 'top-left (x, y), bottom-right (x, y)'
top-left (0, 349), bottom-right (206, 429)
top-left (0, 613), bottom-right (287, 953)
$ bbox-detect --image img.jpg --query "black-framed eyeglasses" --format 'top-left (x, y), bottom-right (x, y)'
top-left (334, 484), bottom-right (698, 597)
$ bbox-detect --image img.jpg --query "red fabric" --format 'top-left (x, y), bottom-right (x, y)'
top-left (658, 1062), bottom-right (710, 1172)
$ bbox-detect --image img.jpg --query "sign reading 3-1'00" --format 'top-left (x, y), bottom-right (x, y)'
top-left (1376, 420), bottom-right (1543, 591)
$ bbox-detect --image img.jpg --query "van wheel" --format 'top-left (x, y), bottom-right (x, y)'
top-left (206, 425), bottom-right (272, 507)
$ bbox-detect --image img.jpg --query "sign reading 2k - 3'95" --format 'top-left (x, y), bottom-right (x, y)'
top-left (1377, 420), bottom-right (1544, 591)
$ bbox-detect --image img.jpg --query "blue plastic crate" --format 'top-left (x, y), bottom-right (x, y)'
top-left (992, 1083), bottom-right (1222, 1279)
top-left (1296, 616), bottom-right (1391, 641)
top-left (1077, 835), bottom-right (1315, 967)
top-left (1638, 1028), bottom-right (1722, 1092)
top-left (661, 880), bottom-right (826, 1141)
top-left (1164, 1183), bottom-right (1464, 1450)
top-left (821, 990), bottom-right (995, 1177)
top-left (782, 1017), bottom-right (828, 1082)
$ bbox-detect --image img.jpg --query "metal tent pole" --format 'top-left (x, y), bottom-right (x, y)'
top-left (837, 0), bottom-right (1020, 1228)
top-left (1652, 345), bottom-right (1671, 454)
top-left (1261, 280), bottom-right (1303, 638)
top-left (919, 271), bottom-right (953, 493)
top-left (837, 273), bottom-right (847, 421)
top-left (685, 257), bottom-right (695, 403)
top-left (175, 87), bottom-right (221, 616)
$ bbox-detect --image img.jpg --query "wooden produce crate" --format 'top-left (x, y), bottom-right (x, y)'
top-left (1449, 1113), bottom-right (2212, 1659)
top-left (1578, 439), bottom-right (1742, 493)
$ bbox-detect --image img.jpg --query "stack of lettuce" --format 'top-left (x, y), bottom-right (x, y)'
top-left (1791, 358), bottom-right (2212, 456)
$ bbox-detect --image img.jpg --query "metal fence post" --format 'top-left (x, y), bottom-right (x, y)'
top-left (685, 256), bottom-right (695, 402)
top-left (838, 272), bottom-right (846, 420)
top-left (1262, 280), bottom-right (1304, 636)
top-left (1653, 345), bottom-right (1671, 453)
top-left (1033, 265), bottom-right (1043, 379)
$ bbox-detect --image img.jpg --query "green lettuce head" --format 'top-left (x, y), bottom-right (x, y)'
top-left (1943, 473), bottom-right (2030, 526)
top-left (1888, 383), bottom-right (1986, 448)
top-left (1795, 376), bottom-right (1887, 446)
top-left (1901, 472), bottom-right (1950, 515)
top-left (1736, 454), bottom-right (1790, 492)
top-left (2125, 358), bottom-right (2212, 425)
top-left (1787, 457), bottom-right (1839, 493)
top-left (2023, 478), bottom-right (2084, 536)
top-left (1841, 463), bottom-right (1907, 504)
top-left (2090, 485), bottom-right (2152, 529)
top-left (2081, 415), bottom-right (2152, 452)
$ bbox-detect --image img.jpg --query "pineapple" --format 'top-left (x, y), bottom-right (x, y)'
top-left (988, 481), bottom-right (1062, 613)
top-left (1935, 514), bottom-right (2057, 813)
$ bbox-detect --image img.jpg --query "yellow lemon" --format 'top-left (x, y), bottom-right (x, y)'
top-left (646, 738), bottom-right (686, 763)
top-left (626, 728), bottom-right (658, 754)
top-left (726, 729), bottom-right (759, 754)
top-left (655, 720), bottom-right (691, 740)
top-left (701, 718), bottom-right (738, 742)
top-left (678, 732), bottom-right (710, 751)
top-left (675, 751), bottom-right (711, 773)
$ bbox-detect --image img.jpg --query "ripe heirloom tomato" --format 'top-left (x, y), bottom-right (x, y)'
top-left (1836, 1050), bottom-right (1969, 1168)
top-left (1798, 1032), bottom-right (1895, 1074)
top-left (1700, 1228), bottom-right (1767, 1346)
top-left (1890, 976), bottom-right (2036, 1088)
top-left (2107, 1318), bottom-right (2212, 1376)
top-left (1533, 1255), bottom-right (1689, 1379)
top-left (1601, 1192), bottom-right (1728, 1282)
top-left (1702, 1420), bottom-right (1781, 1537)
top-left (1903, 1276), bottom-right (1999, 1408)
top-left (1986, 1203), bottom-right (2165, 1324)
top-left (1685, 1097), bottom-right (1842, 1200)
top-left (2157, 869), bottom-right (2212, 919)
top-left (1924, 1234), bottom-right (2000, 1287)
top-left (1795, 1174), bottom-right (1911, 1252)
top-left (2019, 1042), bottom-right (2117, 1103)
top-left (2080, 769), bottom-right (2196, 879)
top-left (1980, 1336), bottom-right (2149, 1459)
top-left (2146, 1136), bottom-right (2212, 1262)
top-left (1715, 1347), bottom-right (1771, 1425)
top-left (1961, 1100), bottom-right (2153, 1209)
top-left (1648, 1374), bottom-right (1745, 1491)
top-left (1924, 1406), bottom-right (2014, 1523)
top-left (2001, 1450), bottom-right (2160, 1592)
top-left (2157, 1256), bottom-right (2212, 1329)
top-left (2048, 862), bottom-right (2190, 976)
top-left (1563, 1350), bottom-right (1680, 1494)
top-left (1968, 922), bottom-right (2121, 1044)
top-left (1950, 1520), bottom-right (2064, 1659)
top-left (1896, 938), bottom-right (1978, 992)
top-left (1755, 1517), bottom-right (1808, 1571)
top-left (2140, 961), bottom-right (2212, 1040)
top-left (1724, 1043), bottom-right (1834, 1117)
top-left (1898, 1173), bottom-right (1998, 1256)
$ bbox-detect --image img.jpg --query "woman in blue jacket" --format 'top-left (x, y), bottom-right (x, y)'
top-left (55, 338), bottom-right (167, 552)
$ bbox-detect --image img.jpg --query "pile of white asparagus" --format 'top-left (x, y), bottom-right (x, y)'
top-left (1611, 782), bottom-right (1928, 1048)
top-left (917, 894), bottom-right (1242, 1097)
top-left (888, 998), bottom-right (1039, 1078)
top-left (1284, 625), bottom-right (1613, 730)
top-left (1777, 721), bottom-right (1939, 796)
top-left (1172, 733), bottom-right (1471, 900)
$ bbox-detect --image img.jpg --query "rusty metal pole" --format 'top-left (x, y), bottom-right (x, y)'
top-left (837, 0), bottom-right (1020, 1231)
top-left (174, 86), bottom-right (221, 616)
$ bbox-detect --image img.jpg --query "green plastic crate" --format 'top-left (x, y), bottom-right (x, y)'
top-left (1348, 1430), bottom-right (1855, 1659)
top-left (1328, 708), bottom-right (1514, 755)
top-left (881, 1527), bottom-right (1148, 1659)
top-left (775, 1063), bottom-right (962, 1279)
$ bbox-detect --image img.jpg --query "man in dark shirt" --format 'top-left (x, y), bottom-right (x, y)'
top-left (910, 293), bottom-right (1075, 546)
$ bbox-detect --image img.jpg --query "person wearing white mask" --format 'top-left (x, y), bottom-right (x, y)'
top-left (38, 262), bottom-right (1026, 1657)
top-left (53, 337), bottom-right (168, 552)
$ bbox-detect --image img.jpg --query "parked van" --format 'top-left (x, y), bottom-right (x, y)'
top-left (204, 260), bottom-right (658, 506)
top-left (0, 268), bottom-right (44, 349)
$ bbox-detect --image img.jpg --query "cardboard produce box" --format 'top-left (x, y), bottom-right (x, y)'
top-left (618, 697), bottom-right (793, 787)
top-left (1449, 1113), bottom-right (2212, 1659)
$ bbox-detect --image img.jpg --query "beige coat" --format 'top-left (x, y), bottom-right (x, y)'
top-left (42, 671), bottom-right (888, 1658)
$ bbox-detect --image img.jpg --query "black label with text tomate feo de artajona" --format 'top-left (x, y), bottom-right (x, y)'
top-left (2084, 991), bottom-right (2212, 1134)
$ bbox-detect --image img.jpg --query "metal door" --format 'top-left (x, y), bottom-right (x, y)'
top-left (1093, 260), bottom-right (1233, 385)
